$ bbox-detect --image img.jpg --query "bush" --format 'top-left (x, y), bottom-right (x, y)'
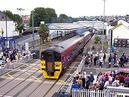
top-left (94, 36), bottom-right (101, 44)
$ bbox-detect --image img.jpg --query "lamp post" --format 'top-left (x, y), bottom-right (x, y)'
top-left (102, 0), bottom-right (106, 52)
top-left (32, 10), bottom-right (35, 49)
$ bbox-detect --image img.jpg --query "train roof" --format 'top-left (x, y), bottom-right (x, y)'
top-left (46, 31), bottom-right (91, 53)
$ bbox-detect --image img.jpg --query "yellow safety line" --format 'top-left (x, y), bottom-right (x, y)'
top-left (6, 73), bottom-right (13, 78)
top-left (58, 80), bottom-right (71, 85)
top-left (33, 67), bottom-right (39, 70)
top-left (31, 75), bottom-right (41, 81)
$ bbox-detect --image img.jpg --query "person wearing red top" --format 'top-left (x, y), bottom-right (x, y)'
top-left (117, 74), bottom-right (125, 83)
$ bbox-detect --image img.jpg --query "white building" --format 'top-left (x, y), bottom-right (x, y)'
top-left (0, 12), bottom-right (19, 37)
top-left (110, 20), bottom-right (129, 48)
top-left (0, 21), bottom-right (19, 37)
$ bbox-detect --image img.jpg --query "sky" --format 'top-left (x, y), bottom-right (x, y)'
top-left (0, 0), bottom-right (129, 17)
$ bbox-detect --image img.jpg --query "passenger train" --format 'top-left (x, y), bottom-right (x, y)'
top-left (40, 31), bottom-right (93, 79)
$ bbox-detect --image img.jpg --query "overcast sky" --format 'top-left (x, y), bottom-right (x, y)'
top-left (0, 0), bottom-right (129, 17)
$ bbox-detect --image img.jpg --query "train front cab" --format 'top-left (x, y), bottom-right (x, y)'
top-left (40, 50), bottom-right (62, 79)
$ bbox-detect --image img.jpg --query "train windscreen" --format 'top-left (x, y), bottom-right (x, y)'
top-left (41, 51), bottom-right (54, 61)
top-left (41, 50), bottom-right (61, 75)
top-left (41, 51), bottom-right (61, 61)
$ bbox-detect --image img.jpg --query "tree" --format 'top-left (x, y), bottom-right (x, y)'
top-left (3, 10), bottom-right (22, 23)
top-left (58, 14), bottom-right (68, 23)
top-left (3, 10), bottom-right (13, 20)
top-left (37, 24), bottom-right (49, 43)
top-left (29, 7), bottom-right (57, 27)
top-left (94, 36), bottom-right (101, 44)
top-left (45, 8), bottom-right (57, 23)
top-left (13, 14), bottom-right (22, 24)
top-left (15, 24), bottom-right (24, 34)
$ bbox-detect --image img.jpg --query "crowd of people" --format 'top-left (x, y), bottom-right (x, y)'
top-left (72, 70), bottom-right (129, 90)
top-left (84, 52), bottom-right (129, 68)
top-left (0, 48), bottom-right (32, 68)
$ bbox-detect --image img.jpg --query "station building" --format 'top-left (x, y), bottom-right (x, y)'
top-left (111, 20), bottom-right (129, 47)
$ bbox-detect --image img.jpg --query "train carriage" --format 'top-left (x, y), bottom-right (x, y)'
top-left (40, 31), bottom-right (93, 79)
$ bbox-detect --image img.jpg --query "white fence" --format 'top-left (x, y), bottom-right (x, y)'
top-left (72, 89), bottom-right (109, 97)
top-left (72, 88), bottom-right (129, 97)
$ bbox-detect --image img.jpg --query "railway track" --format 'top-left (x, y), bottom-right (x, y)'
top-left (0, 60), bottom-right (41, 96)
top-left (0, 61), bottom-right (39, 88)
top-left (0, 58), bottom-right (38, 77)
top-left (2, 69), bottom-right (39, 96)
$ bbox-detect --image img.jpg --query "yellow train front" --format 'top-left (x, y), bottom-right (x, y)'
top-left (40, 50), bottom-right (62, 79)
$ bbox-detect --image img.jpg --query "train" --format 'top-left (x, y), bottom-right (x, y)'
top-left (40, 31), bottom-right (93, 79)
top-left (22, 27), bottom-right (76, 40)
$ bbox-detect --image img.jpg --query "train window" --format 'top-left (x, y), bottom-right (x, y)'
top-left (54, 52), bottom-right (61, 61)
top-left (41, 51), bottom-right (54, 61)
top-left (46, 52), bottom-right (54, 61)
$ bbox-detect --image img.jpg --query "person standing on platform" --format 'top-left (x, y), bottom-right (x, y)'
top-left (103, 53), bottom-right (106, 65)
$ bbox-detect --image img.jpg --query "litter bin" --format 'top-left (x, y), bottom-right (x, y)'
top-left (52, 91), bottom-right (71, 97)
top-left (31, 50), bottom-right (40, 59)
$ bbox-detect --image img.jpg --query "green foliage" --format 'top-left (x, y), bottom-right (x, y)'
top-left (38, 24), bottom-right (48, 33)
top-left (58, 14), bottom-right (68, 23)
top-left (3, 10), bottom-right (13, 20)
top-left (37, 24), bottom-right (49, 43)
top-left (13, 14), bottom-right (22, 24)
top-left (16, 24), bottom-right (24, 34)
top-left (94, 36), bottom-right (101, 44)
top-left (29, 7), bottom-right (57, 27)
top-left (103, 42), bottom-right (109, 50)
top-left (3, 10), bottom-right (21, 23)
top-left (45, 8), bottom-right (57, 23)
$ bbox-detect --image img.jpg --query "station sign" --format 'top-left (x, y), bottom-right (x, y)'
top-left (114, 38), bottom-right (129, 47)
